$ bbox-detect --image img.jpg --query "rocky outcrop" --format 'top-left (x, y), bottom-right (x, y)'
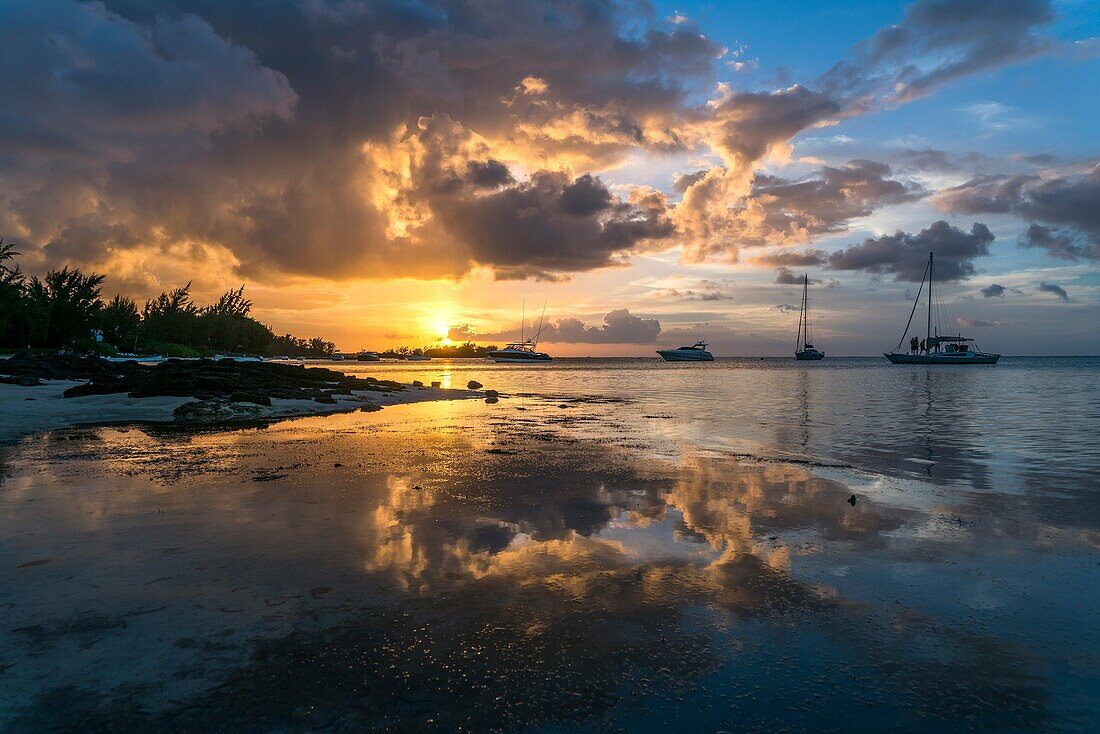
top-left (0, 353), bottom-right (405, 404)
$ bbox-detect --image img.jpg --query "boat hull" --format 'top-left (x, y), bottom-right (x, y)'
top-left (657, 350), bottom-right (713, 362)
top-left (488, 355), bottom-right (552, 363)
top-left (795, 350), bottom-right (824, 361)
top-left (884, 352), bottom-right (999, 365)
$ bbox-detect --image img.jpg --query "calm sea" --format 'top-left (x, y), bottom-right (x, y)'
top-left (337, 356), bottom-right (1100, 495)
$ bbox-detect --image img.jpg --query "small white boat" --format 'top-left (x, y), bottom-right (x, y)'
top-left (794, 273), bottom-right (824, 361)
top-left (404, 354), bottom-right (431, 362)
top-left (356, 351), bottom-right (381, 361)
top-left (488, 300), bottom-right (552, 363)
top-left (487, 340), bottom-right (552, 363)
top-left (214, 354), bottom-right (264, 362)
top-left (884, 252), bottom-right (1000, 365)
top-left (657, 341), bottom-right (713, 362)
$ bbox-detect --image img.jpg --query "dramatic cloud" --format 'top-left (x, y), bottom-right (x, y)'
top-left (957, 317), bottom-right (1003, 327)
top-left (820, 0), bottom-right (1056, 103)
top-left (450, 309), bottom-right (661, 344)
top-left (0, 0), bottom-right (1070, 291)
top-left (827, 221), bottom-right (995, 281)
top-left (751, 249), bottom-right (828, 267)
top-left (1037, 282), bottom-right (1069, 301)
top-left (937, 165), bottom-right (1100, 260)
top-left (774, 267), bottom-right (818, 285)
top-left (1018, 224), bottom-right (1100, 261)
top-left (980, 283), bottom-right (1006, 298)
top-left (679, 159), bottom-right (919, 261)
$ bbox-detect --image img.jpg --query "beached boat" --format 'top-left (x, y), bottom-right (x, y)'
top-left (657, 341), bottom-right (713, 362)
top-left (884, 252), bottom-right (1000, 365)
top-left (105, 353), bottom-right (165, 363)
top-left (794, 273), bottom-right (824, 361)
top-left (488, 300), bottom-right (552, 363)
top-left (213, 354), bottom-right (264, 362)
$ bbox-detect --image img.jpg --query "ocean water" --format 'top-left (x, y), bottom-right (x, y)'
top-left (338, 356), bottom-right (1100, 493)
top-left (1, 356), bottom-right (1097, 731)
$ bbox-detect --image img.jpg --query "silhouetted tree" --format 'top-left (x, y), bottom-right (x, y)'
top-left (99, 294), bottom-right (141, 350)
top-left (142, 283), bottom-right (199, 347)
top-left (23, 266), bottom-right (106, 348)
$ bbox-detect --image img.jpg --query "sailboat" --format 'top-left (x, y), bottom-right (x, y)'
top-left (487, 300), bottom-right (553, 363)
top-left (884, 252), bottom-right (1000, 365)
top-left (794, 273), bottom-right (824, 361)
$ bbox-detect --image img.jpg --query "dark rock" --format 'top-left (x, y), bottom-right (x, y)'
top-left (484, 389), bottom-right (499, 398)
top-left (1, 375), bottom-right (43, 386)
top-left (431, 381), bottom-right (441, 388)
top-left (412, 380), bottom-right (424, 387)
top-left (313, 394), bottom-right (337, 404)
top-left (360, 403), bottom-right (382, 412)
top-left (467, 380), bottom-right (483, 390)
top-left (847, 494), bottom-right (857, 506)
top-left (229, 391), bottom-right (272, 406)
top-left (485, 396), bottom-right (499, 404)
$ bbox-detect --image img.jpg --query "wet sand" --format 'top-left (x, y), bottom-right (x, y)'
top-left (1, 394), bottom-right (1097, 732)
top-left (0, 380), bottom-right (482, 444)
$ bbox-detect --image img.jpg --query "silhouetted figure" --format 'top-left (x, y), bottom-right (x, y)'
top-left (847, 494), bottom-right (857, 506)
top-left (910, 336), bottom-right (919, 354)
top-left (919, 338), bottom-right (926, 354)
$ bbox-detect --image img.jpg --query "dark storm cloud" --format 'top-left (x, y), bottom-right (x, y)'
top-left (752, 249), bottom-right (828, 267)
top-left (896, 148), bottom-right (983, 172)
top-left (774, 267), bottom-right (816, 285)
top-left (820, 0), bottom-right (1056, 103)
top-left (1037, 282), bottom-right (1069, 301)
top-left (431, 170), bottom-right (673, 280)
top-left (466, 159), bottom-right (514, 188)
top-left (1018, 224), bottom-right (1100, 261)
top-left (937, 165), bottom-right (1100, 260)
top-left (450, 309), bottom-right (661, 344)
top-left (827, 221), bottom-right (995, 282)
top-left (980, 283), bottom-right (1006, 298)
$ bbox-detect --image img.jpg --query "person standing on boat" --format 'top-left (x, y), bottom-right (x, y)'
top-left (910, 336), bottom-right (919, 354)
top-left (920, 338), bottom-right (926, 354)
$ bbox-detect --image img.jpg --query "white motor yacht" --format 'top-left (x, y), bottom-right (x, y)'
top-left (657, 341), bottom-right (713, 362)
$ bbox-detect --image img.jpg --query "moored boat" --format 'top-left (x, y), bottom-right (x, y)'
top-left (794, 273), bottom-right (824, 361)
top-left (356, 351), bottom-right (381, 361)
top-left (657, 341), bottom-right (713, 362)
top-left (487, 300), bottom-right (552, 363)
top-left (884, 252), bottom-right (1000, 365)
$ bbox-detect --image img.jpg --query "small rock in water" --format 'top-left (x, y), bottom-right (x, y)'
top-left (847, 494), bottom-right (858, 506)
top-left (484, 389), bottom-right (499, 398)
top-left (485, 396), bottom-right (499, 404)
top-left (467, 380), bottom-right (483, 389)
top-left (431, 381), bottom-right (441, 388)
top-left (360, 403), bottom-right (382, 412)
top-left (412, 380), bottom-right (424, 387)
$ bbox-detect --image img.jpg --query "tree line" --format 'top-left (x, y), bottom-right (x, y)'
top-left (0, 242), bottom-right (336, 357)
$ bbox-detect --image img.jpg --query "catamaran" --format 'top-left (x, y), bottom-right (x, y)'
top-left (884, 252), bottom-right (1000, 365)
top-left (794, 273), bottom-right (824, 361)
top-left (657, 341), bottom-right (714, 361)
top-left (487, 300), bottom-right (553, 363)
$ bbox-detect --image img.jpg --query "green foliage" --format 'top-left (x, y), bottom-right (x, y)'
top-left (0, 248), bottom-right (334, 356)
top-left (269, 334), bottom-right (336, 357)
top-left (99, 295), bottom-right (141, 350)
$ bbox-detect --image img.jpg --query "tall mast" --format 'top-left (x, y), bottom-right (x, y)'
top-left (521, 298), bottom-right (525, 342)
top-left (926, 252), bottom-right (933, 347)
top-left (533, 301), bottom-right (547, 349)
top-left (803, 274), bottom-right (810, 348)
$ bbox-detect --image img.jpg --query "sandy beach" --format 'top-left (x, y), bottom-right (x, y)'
top-left (0, 379), bottom-right (483, 444)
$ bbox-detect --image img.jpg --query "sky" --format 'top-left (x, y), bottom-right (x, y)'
top-left (1, 0), bottom-right (1098, 355)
